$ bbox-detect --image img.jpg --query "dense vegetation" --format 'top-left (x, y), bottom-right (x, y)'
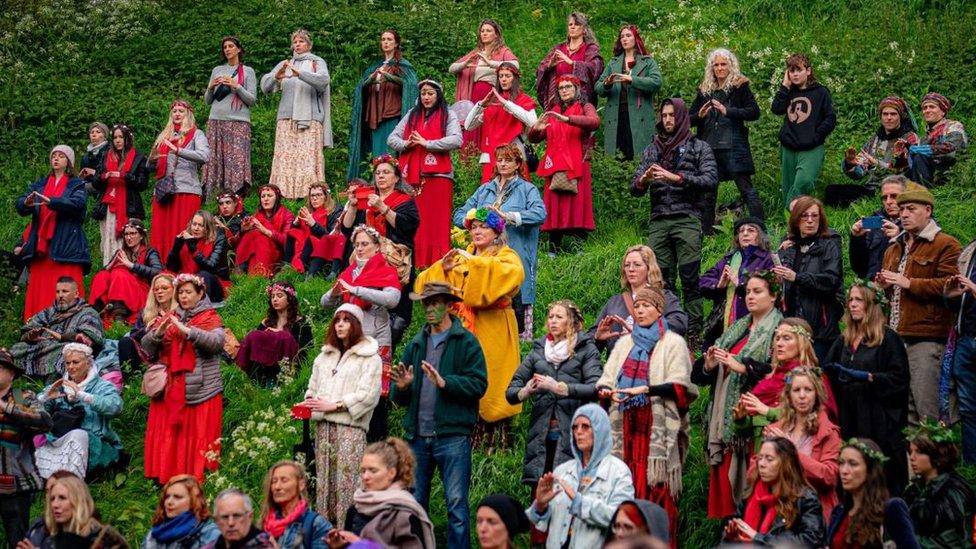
top-left (1, 0), bottom-right (974, 546)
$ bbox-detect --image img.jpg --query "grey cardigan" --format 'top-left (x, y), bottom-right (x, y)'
top-left (204, 64), bottom-right (258, 123)
top-left (141, 298), bottom-right (225, 405)
top-left (260, 54), bottom-right (333, 147)
top-left (151, 130), bottom-right (210, 196)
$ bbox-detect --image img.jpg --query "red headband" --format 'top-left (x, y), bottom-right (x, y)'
top-left (496, 63), bottom-right (521, 78)
top-left (556, 74), bottom-right (581, 87)
top-left (171, 99), bottom-right (194, 112)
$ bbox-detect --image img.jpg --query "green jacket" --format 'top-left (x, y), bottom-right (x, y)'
top-left (594, 54), bottom-right (662, 156)
top-left (392, 317), bottom-right (488, 439)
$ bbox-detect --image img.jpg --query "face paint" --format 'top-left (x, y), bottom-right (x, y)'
top-left (424, 301), bottom-right (448, 325)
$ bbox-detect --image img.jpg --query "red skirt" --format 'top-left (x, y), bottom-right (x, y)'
top-left (708, 450), bottom-right (737, 518)
top-left (236, 231), bottom-right (283, 277)
top-left (540, 162), bottom-right (595, 232)
top-left (144, 393), bottom-right (222, 483)
top-left (413, 176), bottom-right (453, 269)
top-left (24, 256), bottom-right (85, 321)
top-left (463, 81), bottom-right (494, 150)
top-left (150, 193), bottom-right (202, 261)
top-left (89, 266), bottom-right (149, 318)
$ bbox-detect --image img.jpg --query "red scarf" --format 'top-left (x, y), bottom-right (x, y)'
top-left (162, 307), bottom-right (222, 425)
top-left (36, 174), bottom-right (69, 256)
top-left (230, 65), bottom-right (247, 111)
top-left (751, 359), bottom-right (800, 406)
top-left (287, 206), bottom-right (330, 272)
top-left (365, 191), bottom-right (411, 237)
top-left (154, 125), bottom-right (196, 179)
top-left (537, 101), bottom-right (585, 180)
top-left (178, 238), bottom-right (215, 274)
top-left (262, 499), bottom-right (307, 539)
top-left (399, 109), bottom-right (451, 184)
top-left (481, 91), bottom-right (536, 157)
top-left (102, 148), bottom-right (136, 237)
top-left (335, 253), bottom-right (400, 310)
top-left (254, 206), bottom-right (291, 242)
top-left (743, 481), bottom-right (779, 534)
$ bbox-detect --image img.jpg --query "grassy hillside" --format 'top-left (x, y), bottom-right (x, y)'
top-left (1, 0), bottom-right (975, 546)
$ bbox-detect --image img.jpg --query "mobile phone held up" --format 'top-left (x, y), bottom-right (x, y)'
top-left (771, 252), bottom-right (782, 267)
top-left (861, 216), bottom-right (884, 230)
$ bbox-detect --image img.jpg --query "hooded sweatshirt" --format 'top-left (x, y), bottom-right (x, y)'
top-left (771, 83), bottom-right (837, 151)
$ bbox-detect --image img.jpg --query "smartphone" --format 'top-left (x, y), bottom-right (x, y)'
top-left (771, 252), bottom-right (782, 267)
top-left (862, 216), bottom-right (884, 230)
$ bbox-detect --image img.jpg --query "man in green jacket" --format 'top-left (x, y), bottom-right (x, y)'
top-left (391, 281), bottom-right (487, 549)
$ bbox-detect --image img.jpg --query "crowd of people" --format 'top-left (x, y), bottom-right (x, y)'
top-left (1, 12), bottom-right (974, 549)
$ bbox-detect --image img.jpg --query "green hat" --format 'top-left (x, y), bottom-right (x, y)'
top-left (896, 182), bottom-right (934, 207)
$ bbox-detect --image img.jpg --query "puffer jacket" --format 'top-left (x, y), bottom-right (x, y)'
top-left (630, 135), bottom-right (718, 220)
top-left (505, 333), bottom-right (603, 484)
top-left (304, 337), bottom-right (383, 431)
top-left (733, 487), bottom-right (825, 547)
top-left (778, 230), bottom-right (844, 344)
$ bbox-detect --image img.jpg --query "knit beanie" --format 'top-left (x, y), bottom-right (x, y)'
top-left (50, 144), bottom-right (75, 168)
top-left (633, 287), bottom-right (665, 312)
top-left (896, 181), bottom-right (935, 207)
top-left (477, 494), bottom-right (530, 538)
top-left (89, 121), bottom-right (111, 142)
top-left (335, 303), bottom-right (365, 326)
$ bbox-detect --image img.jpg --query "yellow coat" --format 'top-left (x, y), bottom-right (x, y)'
top-left (416, 244), bottom-right (525, 422)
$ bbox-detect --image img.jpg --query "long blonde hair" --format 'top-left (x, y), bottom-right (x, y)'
top-left (45, 475), bottom-right (98, 536)
top-left (777, 367), bottom-right (828, 436)
top-left (151, 103), bottom-right (198, 159)
top-left (143, 273), bottom-right (177, 324)
top-left (842, 284), bottom-right (886, 348)
top-left (619, 245), bottom-right (664, 290)
top-left (698, 48), bottom-right (747, 94)
top-left (772, 318), bottom-right (818, 369)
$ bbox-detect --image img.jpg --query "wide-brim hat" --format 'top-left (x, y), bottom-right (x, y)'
top-left (733, 216), bottom-right (767, 234)
top-left (409, 281), bottom-right (462, 302)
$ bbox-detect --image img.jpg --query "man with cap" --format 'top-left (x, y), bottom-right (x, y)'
top-left (631, 97), bottom-right (718, 348)
top-left (0, 348), bottom-right (53, 544)
top-left (390, 281), bottom-right (487, 549)
top-left (907, 92), bottom-right (968, 186)
top-left (849, 174), bottom-right (908, 279)
top-left (878, 182), bottom-right (961, 425)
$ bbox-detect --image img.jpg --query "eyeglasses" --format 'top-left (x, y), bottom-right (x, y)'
top-left (557, 84), bottom-right (576, 90)
top-left (571, 423), bottom-right (592, 431)
top-left (215, 512), bottom-right (249, 522)
top-left (881, 194), bottom-right (900, 200)
top-left (799, 213), bottom-right (820, 220)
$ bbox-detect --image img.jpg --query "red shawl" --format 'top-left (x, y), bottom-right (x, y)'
top-left (537, 101), bottom-right (585, 180)
top-left (399, 108), bottom-right (451, 184)
top-left (365, 191), bottom-right (411, 237)
top-left (752, 359), bottom-right (839, 419)
top-left (162, 307), bottom-right (222, 425)
top-left (178, 238), bottom-right (215, 274)
top-left (154, 125), bottom-right (196, 179)
top-left (743, 481), bottom-right (779, 534)
top-left (102, 148), bottom-right (136, 237)
top-left (253, 206), bottom-right (294, 247)
top-left (36, 174), bottom-right (69, 255)
top-left (335, 253), bottom-right (400, 310)
top-left (481, 91), bottom-right (536, 159)
top-left (287, 206), bottom-right (330, 272)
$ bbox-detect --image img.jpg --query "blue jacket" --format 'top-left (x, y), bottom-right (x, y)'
top-left (16, 174), bottom-right (91, 272)
top-left (270, 508), bottom-right (331, 549)
top-left (452, 176), bottom-right (546, 303)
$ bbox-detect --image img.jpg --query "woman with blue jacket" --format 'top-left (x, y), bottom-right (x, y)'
top-left (453, 143), bottom-right (546, 338)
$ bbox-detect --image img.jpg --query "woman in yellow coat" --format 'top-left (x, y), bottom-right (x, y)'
top-left (416, 207), bottom-right (525, 446)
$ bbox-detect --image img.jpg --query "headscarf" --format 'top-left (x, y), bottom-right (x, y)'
top-left (876, 95), bottom-right (917, 139)
top-left (653, 98), bottom-right (692, 171)
top-left (570, 403), bottom-right (613, 480)
top-left (477, 494), bottom-right (530, 538)
top-left (921, 92), bottom-right (951, 115)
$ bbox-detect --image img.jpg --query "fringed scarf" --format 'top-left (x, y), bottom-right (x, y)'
top-left (616, 318), bottom-right (666, 411)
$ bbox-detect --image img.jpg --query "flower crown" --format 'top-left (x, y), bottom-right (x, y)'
top-left (371, 154), bottom-right (399, 169)
top-left (751, 270), bottom-right (782, 297)
top-left (171, 99), bottom-right (194, 112)
top-left (174, 273), bottom-right (205, 289)
top-left (352, 224), bottom-right (382, 242)
top-left (851, 278), bottom-right (890, 315)
top-left (463, 207), bottom-right (505, 234)
top-left (784, 365), bottom-right (822, 385)
top-left (904, 418), bottom-right (959, 444)
top-left (266, 282), bottom-right (297, 298)
top-left (844, 438), bottom-right (889, 464)
top-left (777, 322), bottom-right (811, 339)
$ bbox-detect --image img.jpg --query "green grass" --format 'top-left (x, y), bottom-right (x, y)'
top-left (1, 0), bottom-right (975, 547)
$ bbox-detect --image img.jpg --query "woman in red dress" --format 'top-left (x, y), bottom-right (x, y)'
top-left (284, 182), bottom-right (342, 277)
top-left (142, 273), bottom-right (225, 483)
top-left (148, 100), bottom-right (211, 261)
top-left (235, 184), bottom-right (295, 277)
top-left (465, 62), bottom-right (538, 182)
top-left (535, 12), bottom-right (604, 111)
top-left (449, 19), bottom-right (519, 151)
top-left (89, 219), bottom-right (163, 325)
top-left (387, 80), bottom-right (462, 268)
top-left (528, 74), bottom-right (598, 253)
top-left (15, 145), bottom-right (90, 320)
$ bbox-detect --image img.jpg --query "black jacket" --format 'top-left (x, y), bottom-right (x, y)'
top-left (733, 488), bottom-right (825, 547)
top-left (630, 135), bottom-right (718, 220)
top-left (903, 472), bottom-right (976, 548)
top-left (849, 208), bottom-right (901, 280)
top-left (166, 233), bottom-right (230, 279)
top-left (689, 81), bottom-right (760, 177)
top-left (129, 247), bottom-right (164, 282)
top-left (779, 230), bottom-right (844, 343)
top-left (505, 333), bottom-right (603, 484)
top-left (91, 150), bottom-right (149, 221)
top-left (771, 83), bottom-right (836, 151)
top-left (827, 499), bottom-right (920, 549)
